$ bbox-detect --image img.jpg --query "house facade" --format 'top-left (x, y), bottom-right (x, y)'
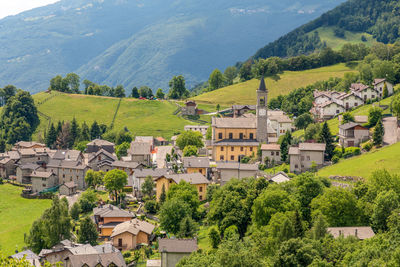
top-left (30, 171), bottom-right (58, 193)
top-left (261, 144), bottom-right (281, 164)
top-left (159, 239), bottom-right (198, 267)
top-left (216, 162), bottom-right (259, 185)
top-left (339, 122), bottom-right (370, 148)
top-left (111, 219), bottom-right (155, 250)
top-left (338, 92), bottom-right (364, 110)
top-left (289, 143), bottom-right (326, 173)
top-left (373, 78), bottom-right (394, 97)
top-left (182, 157), bottom-right (210, 178)
top-left (93, 204), bottom-right (135, 237)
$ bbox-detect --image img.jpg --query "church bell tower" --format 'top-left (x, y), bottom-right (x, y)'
top-left (256, 76), bottom-right (268, 143)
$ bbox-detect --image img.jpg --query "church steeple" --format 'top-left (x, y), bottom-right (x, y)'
top-left (256, 76), bottom-right (268, 143)
top-left (258, 75), bottom-right (267, 91)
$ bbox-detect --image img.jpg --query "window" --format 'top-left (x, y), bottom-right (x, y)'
top-left (276, 152), bottom-right (279, 156)
top-left (221, 147), bottom-right (224, 151)
top-left (307, 156), bottom-right (310, 161)
top-left (295, 164), bottom-right (298, 169)
top-left (231, 155), bottom-right (235, 161)
top-left (218, 133), bottom-right (223, 139)
top-left (239, 133), bottom-right (244, 139)
top-left (42, 183), bottom-right (46, 187)
top-left (355, 103), bottom-right (358, 107)
top-left (199, 186), bottom-right (203, 192)
top-left (118, 239), bottom-right (122, 247)
top-left (249, 133), bottom-right (254, 139)
top-left (98, 156), bottom-right (101, 160)
top-left (229, 133), bottom-right (233, 139)
top-left (271, 151), bottom-right (274, 156)
top-left (63, 174), bottom-right (65, 178)
top-left (220, 155), bottom-right (224, 161)
top-left (199, 195), bottom-right (203, 200)
top-left (372, 95), bottom-right (375, 98)
top-left (231, 147), bottom-right (234, 152)
top-left (42, 178), bottom-right (46, 181)
top-left (240, 147), bottom-right (244, 152)
top-left (336, 110), bottom-right (340, 114)
top-left (199, 169), bottom-right (203, 174)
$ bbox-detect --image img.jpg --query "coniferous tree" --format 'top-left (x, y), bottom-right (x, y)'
top-left (70, 202), bottom-right (81, 221)
top-left (56, 121), bottom-right (63, 136)
top-left (46, 123), bottom-right (57, 148)
top-left (80, 122), bottom-right (90, 141)
top-left (90, 121), bottom-right (101, 140)
top-left (131, 87), bottom-right (139, 98)
top-left (280, 131), bottom-right (292, 162)
top-left (383, 83), bottom-right (389, 98)
top-left (159, 184), bottom-right (166, 204)
top-left (70, 117), bottom-right (80, 144)
top-left (319, 122), bottom-right (335, 160)
top-left (373, 119), bottom-right (384, 146)
top-left (0, 139), bottom-right (5, 153)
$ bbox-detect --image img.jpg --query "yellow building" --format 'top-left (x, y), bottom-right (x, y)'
top-left (183, 157), bottom-right (210, 178)
top-left (155, 173), bottom-right (210, 201)
top-left (111, 219), bottom-right (155, 250)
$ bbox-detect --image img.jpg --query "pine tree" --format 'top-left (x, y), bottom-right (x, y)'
top-left (56, 121), bottom-right (62, 135)
top-left (0, 139), bottom-right (5, 153)
top-left (46, 123), bottom-right (57, 148)
top-left (90, 121), bottom-right (101, 140)
top-left (373, 119), bottom-right (384, 146)
top-left (293, 210), bottom-right (304, 238)
top-left (78, 216), bottom-right (98, 245)
top-left (311, 214), bottom-right (328, 240)
top-left (383, 83), bottom-right (389, 98)
top-left (159, 184), bottom-right (166, 204)
top-left (178, 216), bottom-right (197, 238)
top-left (80, 122), bottom-right (90, 141)
top-left (280, 131), bottom-right (292, 162)
top-left (319, 122), bottom-right (335, 160)
top-left (70, 117), bottom-right (80, 144)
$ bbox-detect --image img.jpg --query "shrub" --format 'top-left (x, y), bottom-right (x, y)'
top-left (144, 200), bottom-right (158, 214)
top-left (362, 141), bottom-right (373, 152)
top-left (333, 147), bottom-right (343, 158)
top-left (123, 251), bottom-right (131, 258)
top-left (332, 155), bottom-right (340, 164)
top-left (343, 147), bottom-right (361, 158)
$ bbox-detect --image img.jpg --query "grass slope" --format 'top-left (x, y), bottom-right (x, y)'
top-left (34, 92), bottom-right (195, 139)
top-left (311, 26), bottom-right (376, 50)
top-left (191, 64), bottom-right (356, 106)
top-left (0, 184), bottom-right (51, 255)
top-left (318, 142), bottom-right (400, 178)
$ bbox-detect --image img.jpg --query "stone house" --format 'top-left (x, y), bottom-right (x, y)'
top-left (182, 101), bottom-right (198, 116)
top-left (87, 149), bottom-right (117, 171)
top-left (337, 92), bottom-right (364, 110)
top-left (268, 113), bottom-right (294, 137)
top-left (269, 172), bottom-right (291, 184)
top-left (350, 83), bottom-right (379, 102)
top-left (184, 125), bottom-right (209, 138)
top-left (13, 141), bottom-right (46, 150)
top-left (159, 239), bottom-right (198, 267)
top-left (16, 163), bottom-right (43, 184)
top-left (0, 158), bottom-right (16, 178)
top-left (10, 250), bottom-right (41, 267)
top-left (339, 122), bottom-right (370, 148)
top-left (216, 162), bottom-right (259, 185)
top-left (128, 141), bottom-right (152, 166)
top-left (289, 143), bottom-right (326, 173)
top-left (232, 105), bottom-right (256, 118)
top-left (30, 171), bottom-right (58, 193)
top-left (59, 182), bottom-right (78, 196)
top-left (155, 173), bottom-right (210, 201)
top-left (111, 219), bottom-right (155, 250)
top-left (135, 136), bottom-right (155, 151)
top-left (261, 144), bottom-right (281, 164)
top-left (86, 139), bottom-right (115, 154)
top-left (327, 227), bottom-right (375, 240)
top-left (312, 100), bottom-right (345, 120)
top-left (182, 157), bottom-right (210, 178)
top-left (46, 159), bottom-right (88, 190)
top-left (373, 78), bottom-right (394, 97)
top-left (93, 204), bottom-right (135, 237)
top-left (112, 161), bottom-right (144, 181)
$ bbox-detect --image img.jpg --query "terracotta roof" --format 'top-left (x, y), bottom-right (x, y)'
top-left (217, 162), bottom-right (259, 171)
top-left (327, 227), bottom-right (375, 240)
top-left (261, 144), bottom-right (280, 151)
top-left (183, 157), bottom-right (210, 168)
top-left (158, 239), bottom-right (198, 253)
top-left (156, 137), bottom-right (166, 142)
top-left (111, 219), bottom-right (155, 237)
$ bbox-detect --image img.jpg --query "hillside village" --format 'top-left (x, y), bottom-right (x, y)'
top-left (4, 0), bottom-right (400, 266)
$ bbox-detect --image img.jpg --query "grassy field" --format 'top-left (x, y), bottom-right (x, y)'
top-left (191, 64), bottom-right (356, 106)
top-left (33, 92), bottom-right (198, 139)
top-left (318, 142), bottom-right (400, 179)
top-left (311, 26), bottom-right (376, 50)
top-left (0, 184), bottom-right (51, 256)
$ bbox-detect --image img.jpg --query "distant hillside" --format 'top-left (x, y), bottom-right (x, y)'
top-left (253, 0), bottom-right (400, 59)
top-left (0, 0), bottom-right (345, 93)
top-left (318, 142), bottom-right (400, 179)
top-left (191, 63), bottom-right (355, 106)
top-left (32, 92), bottom-right (198, 139)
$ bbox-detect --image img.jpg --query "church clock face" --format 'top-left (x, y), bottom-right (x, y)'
top-left (259, 108), bottom-right (266, 116)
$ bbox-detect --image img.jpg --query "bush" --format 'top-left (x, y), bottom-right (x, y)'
top-left (343, 147), bottom-right (361, 158)
top-left (144, 200), bottom-right (158, 214)
top-left (122, 187), bottom-right (133, 193)
top-left (123, 251), bottom-right (132, 258)
top-left (362, 141), bottom-right (373, 152)
top-left (333, 147), bottom-right (343, 158)
top-left (331, 155), bottom-right (340, 164)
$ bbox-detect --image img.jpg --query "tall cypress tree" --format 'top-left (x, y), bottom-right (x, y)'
top-left (373, 119), bottom-right (384, 146)
top-left (80, 122), bottom-right (90, 141)
top-left (90, 121), bottom-right (101, 140)
top-left (70, 117), bottom-right (80, 144)
top-left (319, 122), bottom-right (335, 160)
top-left (280, 131), bottom-right (292, 162)
top-left (46, 123), bottom-right (57, 148)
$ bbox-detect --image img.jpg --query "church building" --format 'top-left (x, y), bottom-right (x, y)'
top-left (211, 77), bottom-right (277, 162)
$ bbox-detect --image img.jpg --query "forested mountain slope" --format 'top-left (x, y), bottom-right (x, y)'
top-left (253, 0), bottom-right (400, 59)
top-left (0, 0), bottom-right (344, 93)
